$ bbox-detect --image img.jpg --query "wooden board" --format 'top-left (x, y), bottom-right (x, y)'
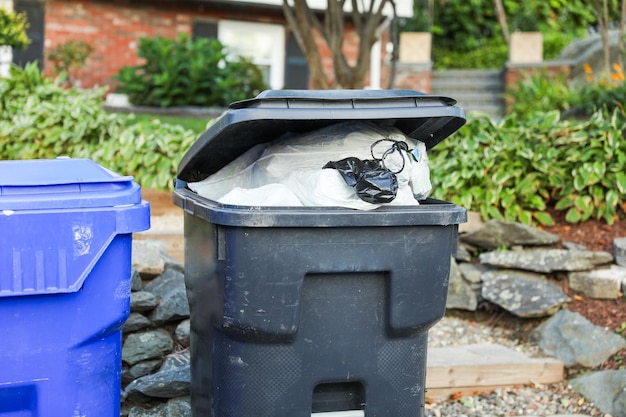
top-left (425, 343), bottom-right (563, 400)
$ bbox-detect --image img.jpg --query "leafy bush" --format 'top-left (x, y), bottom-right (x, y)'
top-left (403, 0), bottom-right (594, 70)
top-left (506, 65), bottom-right (626, 119)
top-left (3, 64), bottom-right (625, 222)
top-left (433, 38), bottom-right (508, 70)
top-left (0, 63), bottom-right (124, 160)
top-left (48, 40), bottom-right (93, 86)
top-left (505, 71), bottom-right (575, 119)
top-left (429, 110), bottom-right (626, 225)
top-left (0, 63), bottom-right (199, 190)
top-left (0, 7), bottom-right (30, 49)
top-left (92, 118), bottom-right (197, 190)
top-left (571, 64), bottom-right (626, 116)
top-left (115, 35), bottom-right (267, 108)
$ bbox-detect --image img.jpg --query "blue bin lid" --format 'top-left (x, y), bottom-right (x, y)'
top-left (0, 158), bottom-right (142, 210)
top-left (0, 158), bottom-right (150, 298)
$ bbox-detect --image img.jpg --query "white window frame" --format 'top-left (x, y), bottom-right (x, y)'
top-left (218, 20), bottom-right (285, 90)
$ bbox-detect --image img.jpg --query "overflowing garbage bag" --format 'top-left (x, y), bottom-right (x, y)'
top-left (188, 121), bottom-right (432, 210)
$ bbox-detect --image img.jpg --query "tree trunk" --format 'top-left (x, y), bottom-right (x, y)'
top-left (493, 0), bottom-right (510, 45)
top-left (593, 0), bottom-right (611, 79)
top-left (282, 0), bottom-right (331, 89)
top-left (283, 0), bottom-right (394, 89)
top-left (619, 0), bottom-right (625, 70)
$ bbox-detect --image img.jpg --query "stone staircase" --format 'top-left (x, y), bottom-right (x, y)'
top-left (431, 69), bottom-right (505, 119)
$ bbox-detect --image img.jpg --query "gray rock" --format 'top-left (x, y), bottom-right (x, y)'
top-left (458, 262), bottom-right (490, 284)
top-left (129, 359), bottom-right (163, 381)
top-left (455, 244), bottom-right (472, 263)
top-left (131, 269), bottom-right (143, 292)
top-left (163, 258), bottom-right (185, 274)
top-left (460, 220), bottom-right (560, 250)
top-left (144, 268), bottom-right (185, 300)
top-left (479, 249), bottom-right (613, 273)
top-left (123, 313), bottom-right (152, 333)
top-left (151, 284), bottom-right (190, 326)
top-left (569, 265), bottom-right (626, 299)
top-left (446, 258), bottom-right (477, 311)
top-left (614, 236), bottom-right (626, 267)
top-left (143, 268), bottom-right (189, 325)
top-left (562, 241), bottom-right (587, 251)
top-left (175, 319), bottom-right (190, 348)
top-left (481, 270), bottom-right (569, 318)
top-left (530, 310), bottom-right (626, 368)
top-left (122, 330), bottom-right (174, 366)
top-left (458, 210), bottom-right (484, 234)
top-left (124, 352), bottom-right (191, 400)
top-left (570, 370), bottom-right (626, 417)
top-left (131, 291), bottom-right (159, 312)
top-left (123, 359), bottom-right (163, 387)
top-left (128, 397), bottom-right (191, 417)
top-left (133, 240), bottom-right (168, 277)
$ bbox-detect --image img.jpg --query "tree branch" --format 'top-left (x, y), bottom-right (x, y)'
top-left (282, 0), bottom-right (330, 88)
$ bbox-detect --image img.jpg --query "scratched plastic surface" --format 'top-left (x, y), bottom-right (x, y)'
top-left (0, 158), bottom-right (150, 417)
top-left (174, 90), bottom-right (468, 417)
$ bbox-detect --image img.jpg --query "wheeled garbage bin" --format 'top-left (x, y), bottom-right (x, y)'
top-left (173, 90), bottom-right (467, 417)
top-left (0, 158), bottom-right (150, 416)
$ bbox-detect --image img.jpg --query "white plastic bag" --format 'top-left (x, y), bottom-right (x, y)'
top-left (188, 121), bottom-right (432, 209)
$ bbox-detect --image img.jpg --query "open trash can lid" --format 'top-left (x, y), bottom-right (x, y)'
top-left (0, 158), bottom-right (142, 210)
top-left (177, 89), bottom-right (466, 183)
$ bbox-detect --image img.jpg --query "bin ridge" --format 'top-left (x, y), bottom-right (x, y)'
top-left (0, 202), bottom-right (149, 298)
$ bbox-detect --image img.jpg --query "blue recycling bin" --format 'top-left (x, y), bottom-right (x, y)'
top-left (0, 158), bottom-right (150, 416)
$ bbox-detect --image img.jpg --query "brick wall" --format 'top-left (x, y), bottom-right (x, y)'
top-left (314, 26), bottom-right (362, 88)
top-left (43, 0), bottom-right (375, 91)
top-left (45, 0), bottom-right (190, 87)
top-left (394, 63), bottom-right (432, 93)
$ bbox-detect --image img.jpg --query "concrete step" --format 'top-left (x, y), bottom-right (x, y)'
top-left (446, 91), bottom-right (504, 102)
top-left (432, 78), bottom-right (503, 91)
top-left (431, 70), bottom-right (505, 118)
top-left (458, 104), bottom-right (505, 118)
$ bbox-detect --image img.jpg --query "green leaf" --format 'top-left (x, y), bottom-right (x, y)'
top-left (574, 195), bottom-right (592, 212)
top-left (555, 195), bottom-right (576, 210)
top-left (574, 169), bottom-right (591, 190)
top-left (606, 189), bottom-right (619, 210)
top-left (492, 169), bottom-right (511, 185)
top-left (616, 171), bottom-right (626, 194)
top-left (565, 208), bottom-right (582, 223)
top-left (517, 209), bottom-right (533, 225)
top-left (533, 211), bottom-right (555, 226)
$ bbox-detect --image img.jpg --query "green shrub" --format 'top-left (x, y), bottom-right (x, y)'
top-left (430, 110), bottom-right (626, 225)
top-left (0, 63), bottom-right (199, 190)
top-left (3, 64), bottom-right (625, 220)
top-left (573, 76), bottom-right (626, 117)
top-left (506, 68), bottom-right (626, 119)
top-left (542, 32), bottom-right (576, 61)
top-left (505, 71), bottom-right (575, 119)
top-left (92, 118), bottom-right (197, 190)
top-left (0, 7), bottom-right (30, 49)
top-left (433, 37), bottom-right (508, 70)
top-left (48, 40), bottom-right (93, 86)
top-left (115, 35), bottom-right (267, 108)
top-left (0, 63), bottom-right (124, 160)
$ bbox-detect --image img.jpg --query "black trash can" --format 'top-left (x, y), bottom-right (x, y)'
top-left (173, 90), bottom-right (467, 417)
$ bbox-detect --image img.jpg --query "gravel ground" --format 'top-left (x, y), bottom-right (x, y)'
top-left (426, 317), bottom-right (607, 417)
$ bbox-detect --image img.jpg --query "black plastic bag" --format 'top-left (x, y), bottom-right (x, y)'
top-left (323, 157), bottom-right (398, 204)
